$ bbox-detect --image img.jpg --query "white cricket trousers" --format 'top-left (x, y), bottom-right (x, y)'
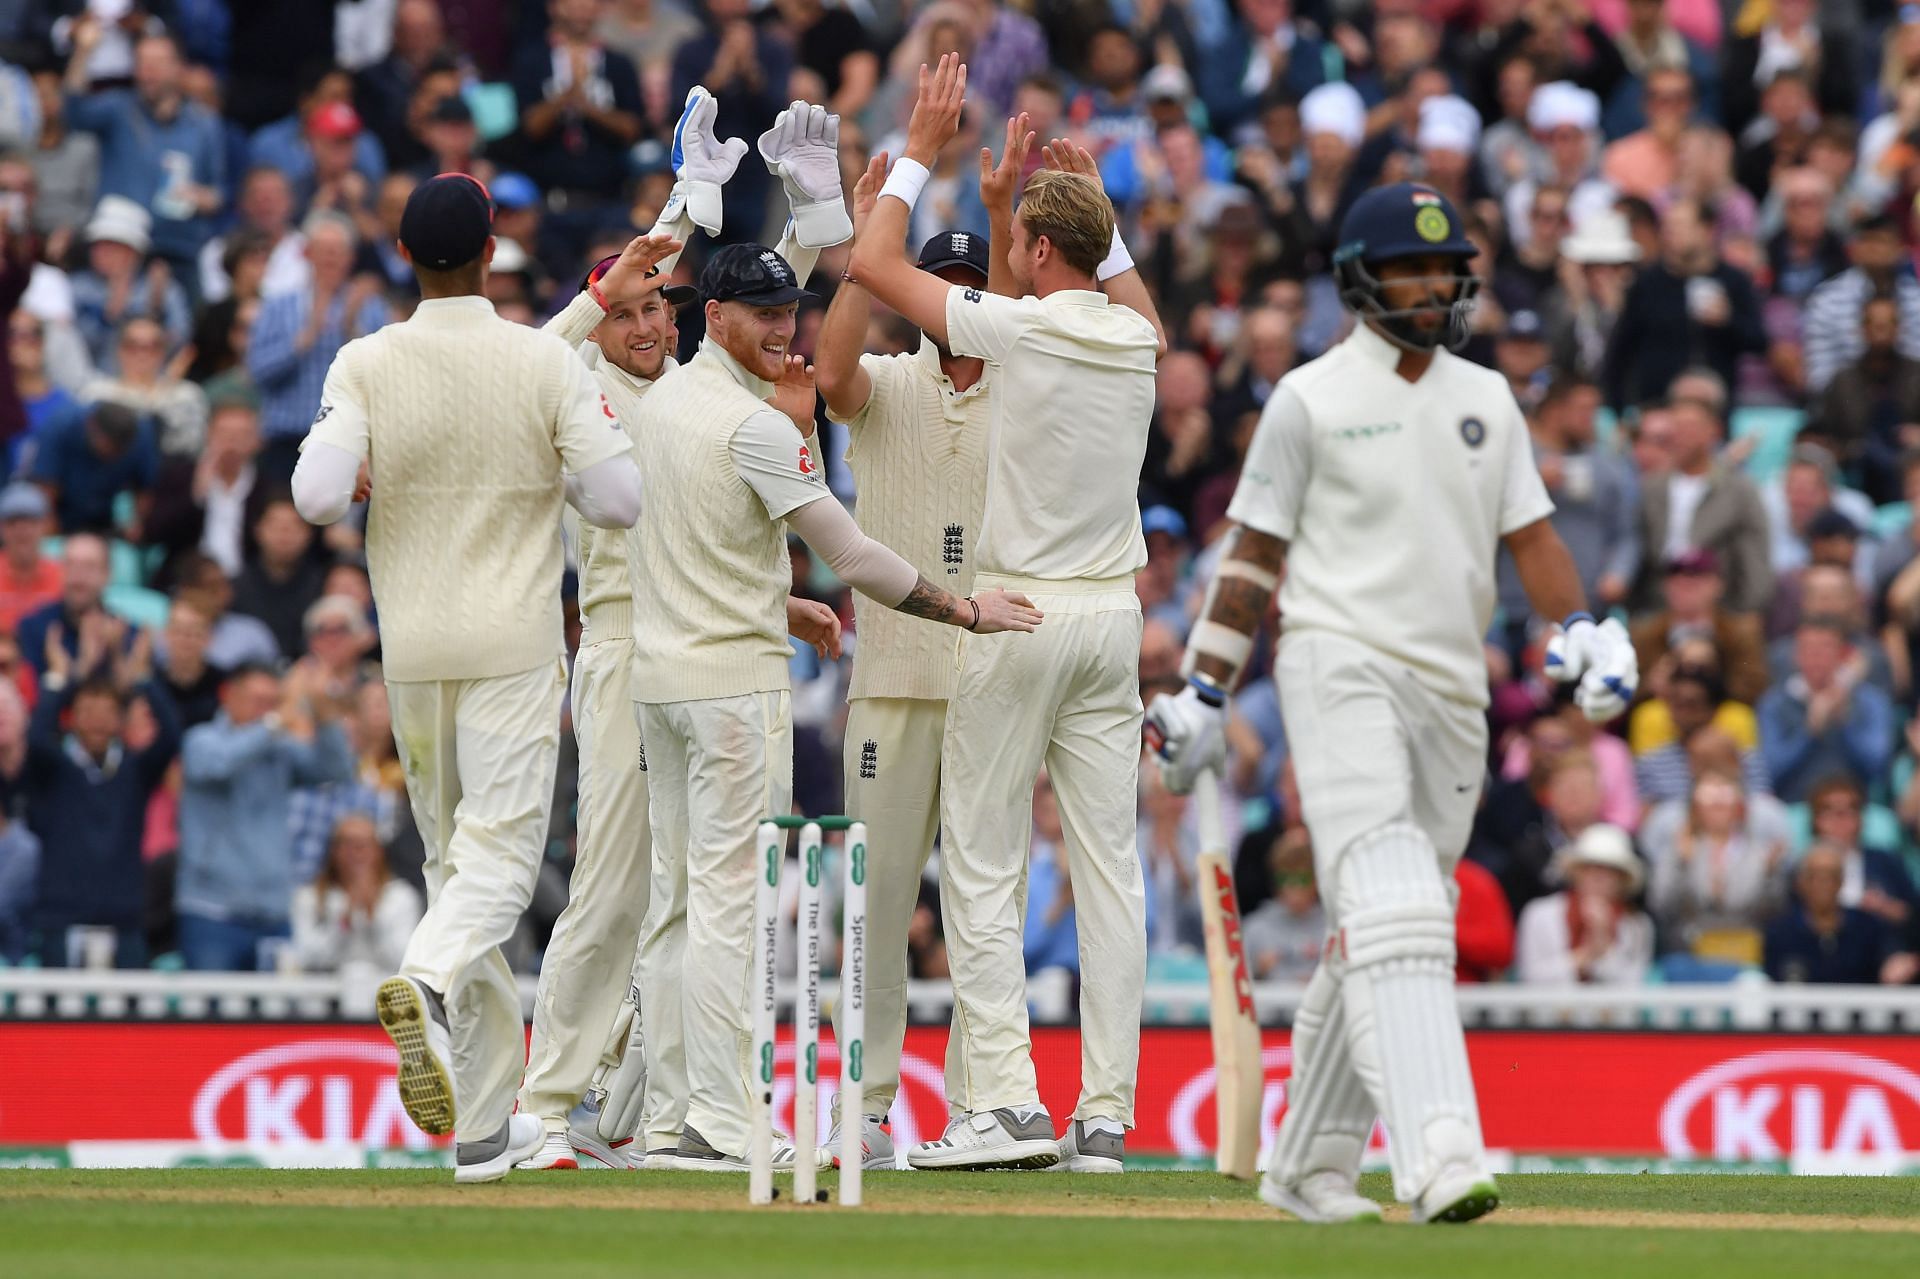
top-left (938, 574), bottom-right (1146, 1126)
top-left (388, 660), bottom-right (567, 1140)
top-left (518, 637), bottom-right (651, 1131)
top-left (840, 697), bottom-right (963, 1120)
top-left (634, 689), bottom-right (792, 1158)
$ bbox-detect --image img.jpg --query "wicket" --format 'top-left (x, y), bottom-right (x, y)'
top-left (750, 815), bottom-right (868, 1206)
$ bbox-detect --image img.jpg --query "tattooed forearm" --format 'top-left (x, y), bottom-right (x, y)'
top-left (1190, 526), bottom-right (1287, 686)
top-left (896, 575), bottom-right (960, 624)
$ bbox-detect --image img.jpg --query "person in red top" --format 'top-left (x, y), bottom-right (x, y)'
top-left (1454, 857), bottom-right (1516, 982)
top-left (0, 483), bottom-right (63, 634)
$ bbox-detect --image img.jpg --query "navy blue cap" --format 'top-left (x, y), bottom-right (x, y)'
top-left (916, 230), bottom-right (989, 281)
top-left (400, 173), bottom-right (493, 271)
top-left (699, 243), bottom-right (813, 307)
top-left (1332, 182), bottom-right (1477, 269)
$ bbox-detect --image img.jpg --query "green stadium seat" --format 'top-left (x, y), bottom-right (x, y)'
top-left (1873, 502), bottom-right (1912, 541)
top-left (1783, 800), bottom-right (1902, 855)
top-left (39, 536), bottom-right (149, 588)
top-left (104, 584), bottom-right (169, 631)
top-left (1730, 406), bottom-right (1805, 485)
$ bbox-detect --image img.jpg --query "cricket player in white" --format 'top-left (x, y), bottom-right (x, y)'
top-left (815, 155), bottom-right (1001, 1167)
top-left (515, 90), bottom-right (850, 1172)
top-left (631, 238), bottom-right (1041, 1170)
top-left (847, 58), bottom-right (1168, 1172)
top-left (291, 173), bottom-right (645, 1184)
top-left (1146, 182), bottom-right (1638, 1223)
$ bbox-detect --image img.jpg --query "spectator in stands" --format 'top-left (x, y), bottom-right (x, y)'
top-left (197, 167), bottom-right (305, 308)
top-left (299, 594), bottom-right (376, 700)
top-left (68, 196), bottom-right (189, 369)
top-left (1603, 195), bottom-right (1766, 411)
top-left (1515, 824), bottom-right (1654, 985)
top-left (1764, 844), bottom-right (1908, 984)
top-left (1631, 399), bottom-right (1773, 615)
top-left (1771, 563), bottom-right (1889, 688)
top-left (1802, 214), bottom-right (1920, 396)
top-left (1500, 690), bottom-right (1642, 831)
top-left (355, 0), bottom-right (452, 164)
top-left (82, 315), bottom-right (207, 457)
top-left (1023, 770), bottom-right (1077, 977)
top-left (1455, 855), bottom-right (1516, 983)
top-left (1721, 1), bottom-right (1853, 136)
top-left (1815, 295), bottom-right (1920, 502)
top-left (1758, 616), bottom-right (1895, 802)
top-left (0, 482), bottom-right (60, 634)
top-left (168, 550), bottom-right (278, 671)
top-left (1629, 549), bottom-right (1769, 707)
top-left (1506, 82), bottom-right (1610, 257)
top-left (177, 660), bottom-right (355, 970)
top-left (1762, 446), bottom-right (1876, 586)
top-left (28, 398), bottom-right (155, 535)
top-left (775, 0), bottom-right (876, 123)
top-left (248, 66), bottom-right (386, 212)
top-left (514, 0), bottom-right (645, 211)
top-left (0, 679), bottom-right (34, 959)
top-left (1634, 667), bottom-right (1772, 803)
top-left (156, 596), bottom-right (222, 729)
top-left (1498, 748), bottom-right (1607, 913)
top-left (17, 532), bottom-right (118, 678)
top-left (1554, 207), bottom-right (1640, 381)
top-left (14, 632), bottom-right (178, 968)
top-left (246, 210), bottom-right (386, 480)
top-left (144, 398), bottom-right (264, 582)
top-left (1241, 826), bottom-right (1322, 983)
top-left (8, 309), bottom-right (84, 474)
top-left (63, 25), bottom-right (225, 283)
top-left (1643, 765), bottom-right (1788, 975)
top-left (290, 810), bottom-right (420, 975)
top-left (27, 63), bottom-right (99, 245)
top-left (1807, 774), bottom-right (1918, 927)
top-left (1764, 167), bottom-right (1848, 305)
top-left (411, 94), bottom-right (483, 186)
top-left (1603, 65), bottom-right (1695, 201)
top-left (230, 496), bottom-right (327, 659)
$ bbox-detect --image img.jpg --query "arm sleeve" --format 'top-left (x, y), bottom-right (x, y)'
top-left (944, 285), bottom-right (1041, 364)
top-left (246, 297), bottom-right (304, 386)
top-left (773, 224), bottom-right (823, 289)
top-left (1499, 406), bottom-right (1557, 535)
top-left (1225, 383), bottom-right (1312, 541)
top-left (542, 288), bottom-right (609, 351)
top-left (550, 344), bottom-right (634, 474)
top-left (730, 407), bottom-right (834, 521)
top-left (785, 490), bottom-right (920, 607)
top-left (1513, 901), bottom-right (1578, 985)
top-left (291, 442), bottom-right (364, 526)
top-left (565, 452), bottom-right (644, 529)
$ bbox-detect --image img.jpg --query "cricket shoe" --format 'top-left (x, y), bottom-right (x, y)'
top-left (565, 1094), bottom-right (636, 1169)
top-left (827, 1114), bottom-right (895, 1171)
top-left (374, 975), bottom-right (455, 1136)
top-left (1259, 1170), bottom-right (1385, 1223)
top-left (1411, 1164), bottom-right (1500, 1224)
top-left (906, 1108), bottom-right (1061, 1171)
top-left (1050, 1118), bottom-right (1124, 1173)
top-left (516, 1129), bottom-right (579, 1170)
top-left (456, 1114), bottom-right (545, 1184)
top-left (635, 1147), bottom-right (681, 1170)
top-left (668, 1124), bottom-right (800, 1171)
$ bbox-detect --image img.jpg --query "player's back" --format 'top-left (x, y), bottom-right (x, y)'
top-left (344, 299), bottom-right (588, 682)
top-left (947, 287), bottom-right (1158, 582)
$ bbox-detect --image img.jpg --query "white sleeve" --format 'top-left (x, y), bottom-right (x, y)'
top-left (542, 288), bottom-right (607, 350)
top-left (1498, 402), bottom-right (1556, 535)
top-left (291, 441), bottom-right (363, 526)
top-left (304, 345), bottom-right (371, 459)
top-left (565, 452), bottom-right (644, 529)
top-left (773, 223), bottom-right (822, 288)
top-left (550, 344), bottom-right (634, 473)
top-left (1225, 383), bottom-right (1312, 541)
top-left (944, 285), bottom-right (1042, 364)
top-left (730, 408), bottom-right (834, 520)
top-left (785, 492), bottom-right (921, 608)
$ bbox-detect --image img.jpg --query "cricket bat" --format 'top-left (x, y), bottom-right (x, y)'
top-left (1193, 767), bottom-right (1262, 1180)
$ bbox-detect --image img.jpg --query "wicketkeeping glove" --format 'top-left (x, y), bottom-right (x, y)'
top-left (1544, 612), bottom-right (1638, 723)
top-left (1144, 684), bottom-right (1227, 796)
top-left (668, 85), bottom-right (749, 236)
top-left (758, 100), bottom-right (852, 249)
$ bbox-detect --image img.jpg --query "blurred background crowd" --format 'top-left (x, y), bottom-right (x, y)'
top-left (0, 0), bottom-right (1917, 996)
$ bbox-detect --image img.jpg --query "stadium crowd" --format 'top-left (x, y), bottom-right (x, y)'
top-left (0, 0), bottom-right (1916, 994)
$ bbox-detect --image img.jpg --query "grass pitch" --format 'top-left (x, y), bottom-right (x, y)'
top-left (3, 1169), bottom-right (1917, 1279)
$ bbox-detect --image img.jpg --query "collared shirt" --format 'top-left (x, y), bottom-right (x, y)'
top-left (249, 285), bottom-right (391, 439)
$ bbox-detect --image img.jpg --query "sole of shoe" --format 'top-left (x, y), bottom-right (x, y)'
top-left (1416, 1180), bottom-right (1500, 1224)
top-left (516, 1151), bottom-right (579, 1171)
top-left (1052, 1153), bottom-right (1124, 1173)
top-left (635, 1149), bottom-right (679, 1170)
top-left (1258, 1179), bottom-right (1384, 1224)
top-left (669, 1155), bottom-right (748, 1172)
top-left (375, 977), bottom-right (454, 1137)
top-left (907, 1139), bottom-right (1062, 1172)
top-left (456, 1125), bottom-right (546, 1185)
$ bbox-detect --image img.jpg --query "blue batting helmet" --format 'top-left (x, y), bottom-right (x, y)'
top-left (1332, 182), bottom-right (1481, 353)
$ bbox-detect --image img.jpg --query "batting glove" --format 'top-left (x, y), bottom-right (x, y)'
top-left (1145, 683), bottom-right (1227, 796)
top-left (758, 100), bottom-right (852, 249)
top-left (668, 85), bottom-right (749, 236)
top-left (1544, 612), bottom-right (1638, 723)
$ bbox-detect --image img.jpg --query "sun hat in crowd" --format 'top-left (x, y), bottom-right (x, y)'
top-left (84, 195), bottom-right (151, 254)
top-left (1418, 94), bottom-right (1482, 155)
top-left (1563, 824), bottom-right (1645, 894)
top-left (1527, 81), bottom-right (1601, 135)
top-left (1562, 209), bottom-right (1641, 265)
top-left (1300, 82), bottom-right (1366, 148)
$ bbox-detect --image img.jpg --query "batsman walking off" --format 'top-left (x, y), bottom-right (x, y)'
top-left (848, 57), bottom-right (1166, 1172)
top-left (291, 173), bottom-right (644, 1184)
top-left (1146, 183), bottom-right (1639, 1223)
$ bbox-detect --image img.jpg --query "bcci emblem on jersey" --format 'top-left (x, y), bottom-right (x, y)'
top-left (1459, 416), bottom-right (1487, 449)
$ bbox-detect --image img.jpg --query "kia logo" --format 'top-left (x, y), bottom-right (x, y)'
top-left (1659, 1050), bottom-right (1920, 1160)
top-left (192, 1041), bottom-right (435, 1148)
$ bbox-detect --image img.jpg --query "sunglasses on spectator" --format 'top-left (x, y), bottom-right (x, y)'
top-left (309, 623), bottom-right (355, 639)
top-left (120, 337), bottom-right (165, 352)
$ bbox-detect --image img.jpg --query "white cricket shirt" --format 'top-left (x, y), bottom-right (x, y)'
top-left (1227, 321), bottom-right (1554, 707)
top-left (944, 284), bottom-right (1157, 581)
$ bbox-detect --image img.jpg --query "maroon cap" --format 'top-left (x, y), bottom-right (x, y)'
top-left (1666, 548), bottom-right (1721, 577)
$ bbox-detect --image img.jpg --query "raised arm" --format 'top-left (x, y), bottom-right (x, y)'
top-left (816, 153), bottom-right (887, 421)
top-left (979, 113), bottom-right (1034, 300)
top-left (760, 100), bottom-right (853, 286)
top-left (1039, 138), bottom-right (1167, 360)
top-left (542, 231), bottom-right (685, 349)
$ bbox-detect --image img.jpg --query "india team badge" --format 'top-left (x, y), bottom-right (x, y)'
top-left (1459, 416), bottom-right (1487, 448)
top-left (1414, 205), bottom-right (1451, 243)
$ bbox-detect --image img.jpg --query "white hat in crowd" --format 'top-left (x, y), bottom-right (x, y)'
top-left (1527, 81), bottom-right (1601, 135)
top-left (1564, 824), bottom-right (1645, 894)
top-left (1418, 94), bottom-right (1482, 155)
top-left (1562, 208), bottom-right (1642, 265)
top-left (1142, 63), bottom-right (1193, 103)
top-left (1300, 82), bottom-right (1366, 148)
top-left (84, 195), bottom-right (152, 255)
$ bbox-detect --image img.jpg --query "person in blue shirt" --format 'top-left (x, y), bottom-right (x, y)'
top-left (247, 66), bottom-right (386, 212)
top-left (28, 399), bottom-right (156, 534)
top-left (1757, 618), bottom-right (1896, 803)
top-left (1023, 772), bottom-right (1079, 977)
top-left (177, 659), bottom-right (356, 971)
top-left (1765, 844), bottom-right (1907, 984)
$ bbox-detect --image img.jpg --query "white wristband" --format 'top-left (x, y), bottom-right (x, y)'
top-left (878, 157), bottom-right (932, 210)
top-left (1096, 227), bottom-right (1134, 282)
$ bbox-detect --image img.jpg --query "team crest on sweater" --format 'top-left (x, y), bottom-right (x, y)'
top-left (1459, 417), bottom-right (1487, 449)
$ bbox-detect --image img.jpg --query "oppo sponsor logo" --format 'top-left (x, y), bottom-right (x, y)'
top-left (192, 1041), bottom-right (435, 1149)
top-left (1659, 1051), bottom-right (1920, 1160)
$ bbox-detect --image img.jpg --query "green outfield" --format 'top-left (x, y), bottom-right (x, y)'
top-left (4, 1170), bottom-right (1918, 1279)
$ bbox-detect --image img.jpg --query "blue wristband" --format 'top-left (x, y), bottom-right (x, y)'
top-left (1561, 611), bottom-right (1595, 629)
top-left (1188, 674), bottom-right (1226, 707)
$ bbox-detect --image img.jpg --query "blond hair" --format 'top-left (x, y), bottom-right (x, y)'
top-left (1017, 170), bottom-right (1114, 277)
